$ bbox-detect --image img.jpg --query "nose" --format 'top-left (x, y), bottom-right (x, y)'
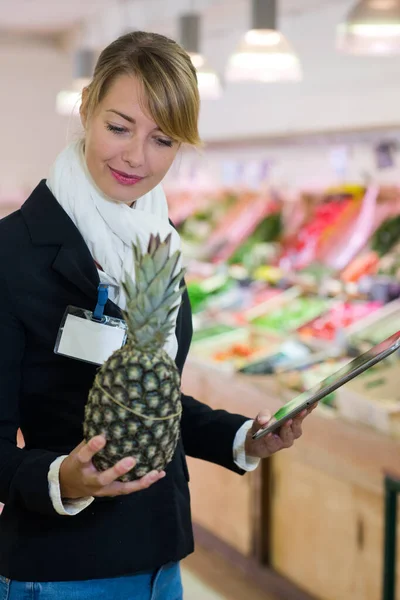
top-left (122, 137), bottom-right (145, 169)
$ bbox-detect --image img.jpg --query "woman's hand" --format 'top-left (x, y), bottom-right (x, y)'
top-left (59, 435), bottom-right (165, 499)
top-left (244, 404), bottom-right (318, 459)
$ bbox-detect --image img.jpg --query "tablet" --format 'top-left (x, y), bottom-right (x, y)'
top-left (252, 330), bottom-right (400, 441)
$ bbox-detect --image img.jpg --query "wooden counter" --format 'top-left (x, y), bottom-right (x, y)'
top-left (182, 359), bottom-right (400, 600)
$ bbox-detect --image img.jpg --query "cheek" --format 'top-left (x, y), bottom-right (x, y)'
top-left (86, 128), bottom-right (120, 166)
top-left (148, 148), bottom-right (178, 179)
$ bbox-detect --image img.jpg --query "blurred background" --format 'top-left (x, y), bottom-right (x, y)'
top-left (2, 1), bottom-right (400, 599)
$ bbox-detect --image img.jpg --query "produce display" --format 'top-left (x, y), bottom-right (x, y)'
top-left (298, 301), bottom-right (382, 341)
top-left (335, 360), bottom-right (400, 438)
top-left (251, 296), bottom-right (330, 333)
top-left (278, 196), bottom-right (357, 271)
top-left (190, 325), bottom-right (283, 370)
top-left (239, 339), bottom-right (315, 375)
top-left (187, 271), bottom-right (284, 325)
top-left (203, 193), bottom-right (280, 264)
top-left (212, 341), bottom-right (266, 363)
top-left (371, 215), bottom-right (400, 257)
top-left (349, 312), bottom-right (400, 346)
top-left (228, 212), bottom-right (282, 269)
top-left (228, 287), bottom-right (283, 325)
top-left (340, 252), bottom-right (380, 283)
top-left (174, 181), bottom-right (400, 439)
top-left (277, 357), bottom-right (353, 407)
top-left (192, 323), bottom-right (236, 343)
top-left (376, 241), bottom-right (400, 279)
top-left (177, 191), bottom-right (238, 244)
top-left (187, 274), bottom-right (235, 314)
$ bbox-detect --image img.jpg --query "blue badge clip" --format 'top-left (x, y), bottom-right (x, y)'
top-left (92, 284), bottom-right (109, 322)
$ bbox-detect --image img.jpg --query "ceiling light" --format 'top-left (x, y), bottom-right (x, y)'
top-left (226, 0), bottom-right (302, 83)
top-left (56, 91), bottom-right (82, 117)
top-left (73, 48), bottom-right (96, 89)
top-left (56, 48), bottom-right (96, 117)
top-left (179, 13), bottom-right (223, 99)
top-left (337, 0), bottom-right (400, 55)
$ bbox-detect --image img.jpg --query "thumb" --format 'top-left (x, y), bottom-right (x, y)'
top-left (251, 410), bottom-right (272, 434)
top-left (69, 440), bottom-right (87, 456)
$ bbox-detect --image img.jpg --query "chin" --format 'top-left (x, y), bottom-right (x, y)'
top-left (111, 192), bottom-right (138, 205)
top-left (101, 181), bottom-right (137, 205)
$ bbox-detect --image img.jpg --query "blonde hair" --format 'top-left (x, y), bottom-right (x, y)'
top-left (81, 31), bottom-right (202, 147)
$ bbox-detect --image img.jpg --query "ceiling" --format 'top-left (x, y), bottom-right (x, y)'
top-left (0, 1), bottom-right (108, 34)
top-left (0, 0), bottom-right (331, 36)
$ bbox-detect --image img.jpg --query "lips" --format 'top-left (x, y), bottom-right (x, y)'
top-left (109, 166), bottom-right (144, 186)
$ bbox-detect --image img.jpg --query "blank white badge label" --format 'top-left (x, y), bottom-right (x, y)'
top-left (57, 314), bottom-right (126, 365)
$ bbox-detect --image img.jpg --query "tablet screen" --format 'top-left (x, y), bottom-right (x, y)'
top-left (271, 330), bottom-right (400, 426)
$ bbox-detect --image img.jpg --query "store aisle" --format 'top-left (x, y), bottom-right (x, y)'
top-left (181, 545), bottom-right (276, 600)
top-left (182, 569), bottom-right (226, 600)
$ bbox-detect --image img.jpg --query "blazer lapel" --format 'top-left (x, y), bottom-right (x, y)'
top-left (21, 180), bottom-right (99, 301)
top-left (52, 245), bottom-right (99, 301)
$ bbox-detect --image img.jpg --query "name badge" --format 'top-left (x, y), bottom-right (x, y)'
top-left (54, 284), bottom-right (127, 365)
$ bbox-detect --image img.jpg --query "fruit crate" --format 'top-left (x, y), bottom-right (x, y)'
top-left (296, 300), bottom-right (383, 347)
top-left (249, 293), bottom-right (332, 336)
top-left (346, 298), bottom-right (400, 346)
top-left (190, 326), bottom-right (283, 373)
top-left (242, 285), bottom-right (301, 323)
top-left (335, 361), bottom-right (400, 439)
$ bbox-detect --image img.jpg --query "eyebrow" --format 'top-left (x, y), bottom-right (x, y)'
top-left (106, 109), bottom-right (162, 132)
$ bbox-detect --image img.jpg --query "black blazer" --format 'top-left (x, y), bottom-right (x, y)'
top-left (0, 180), bottom-right (248, 582)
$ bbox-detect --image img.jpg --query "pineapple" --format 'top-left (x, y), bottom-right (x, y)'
top-left (83, 233), bottom-right (185, 481)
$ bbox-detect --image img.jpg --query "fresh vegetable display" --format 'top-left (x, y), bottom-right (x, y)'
top-left (228, 212), bottom-right (282, 266)
top-left (278, 198), bottom-right (355, 270)
top-left (192, 323), bottom-right (236, 342)
top-left (297, 301), bottom-right (382, 340)
top-left (377, 241), bottom-right (400, 278)
top-left (251, 297), bottom-right (330, 333)
top-left (186, 274), bottom-right (235, 313)
top-left (340, 252), bottom-right (380, 282)
top-left (371, 215), bottom-right (400, 257)
top-left (213, 342), bottom-right (260, 362)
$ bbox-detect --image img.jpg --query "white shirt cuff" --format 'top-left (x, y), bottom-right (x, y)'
top-left (48, 455), bottom-right (95, 516)
top-left (233, 420), bottom-right (261, 472)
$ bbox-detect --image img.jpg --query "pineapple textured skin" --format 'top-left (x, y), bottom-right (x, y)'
top-left (83, 234), bottom-right (185, 482)
top-left (83, 344), bottom-right (182, 481)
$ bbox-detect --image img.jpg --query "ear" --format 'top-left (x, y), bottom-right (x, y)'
top-left (79, 87), bottom-right (89, 129)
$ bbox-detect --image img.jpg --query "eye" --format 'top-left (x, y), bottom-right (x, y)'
top-left (106, 124), bottom-right (127, 135)
top-left (155, 137), bottom-right (173, 148)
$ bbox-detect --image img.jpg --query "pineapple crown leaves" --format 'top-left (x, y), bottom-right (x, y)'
top-left (121, 233), bottom-right (186, 348)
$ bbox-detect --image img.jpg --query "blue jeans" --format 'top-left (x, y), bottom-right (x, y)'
top-left (0, 562), bottom-right (183, 600)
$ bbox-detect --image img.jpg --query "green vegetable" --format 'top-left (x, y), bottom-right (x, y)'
top-left (192, 324), bottom-right (235, 342)
top-left (187, 277), bottom-right (235, 314)
top-left (371, 216), bottom-right (400, 257)
top-left (252, 297), bottom-right (329, 333)
top-left (228, 212), bottom-right (282, 265)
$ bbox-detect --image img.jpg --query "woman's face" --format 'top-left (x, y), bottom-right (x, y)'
top-left (80, 74), bottom-right (179, 205)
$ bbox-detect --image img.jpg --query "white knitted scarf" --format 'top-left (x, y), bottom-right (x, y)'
top-left (46, 139), bottom-right (181, 360)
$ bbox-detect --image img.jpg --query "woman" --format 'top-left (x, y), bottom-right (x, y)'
top-left (0, 31), bottom-right (312, 599)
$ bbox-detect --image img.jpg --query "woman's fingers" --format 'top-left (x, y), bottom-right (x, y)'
top-left (279, 421), bottom-right (295, 447)
top-left (263, 433), bottom-right (284, 453)
top-left (291, 419), bottom-right (303, 439)
top-left (76, 435), bottom-right (107, 465)
top-left (60, 435), bottom-right (167, 499)
top-left (255, 409), bottom-right (272, 428)
top-left (70, 436), bottom-right (167, 497)
top-left (94, 469), bottom-right (166, 497)
top-left (96, 456), bottom-right (137, 487)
